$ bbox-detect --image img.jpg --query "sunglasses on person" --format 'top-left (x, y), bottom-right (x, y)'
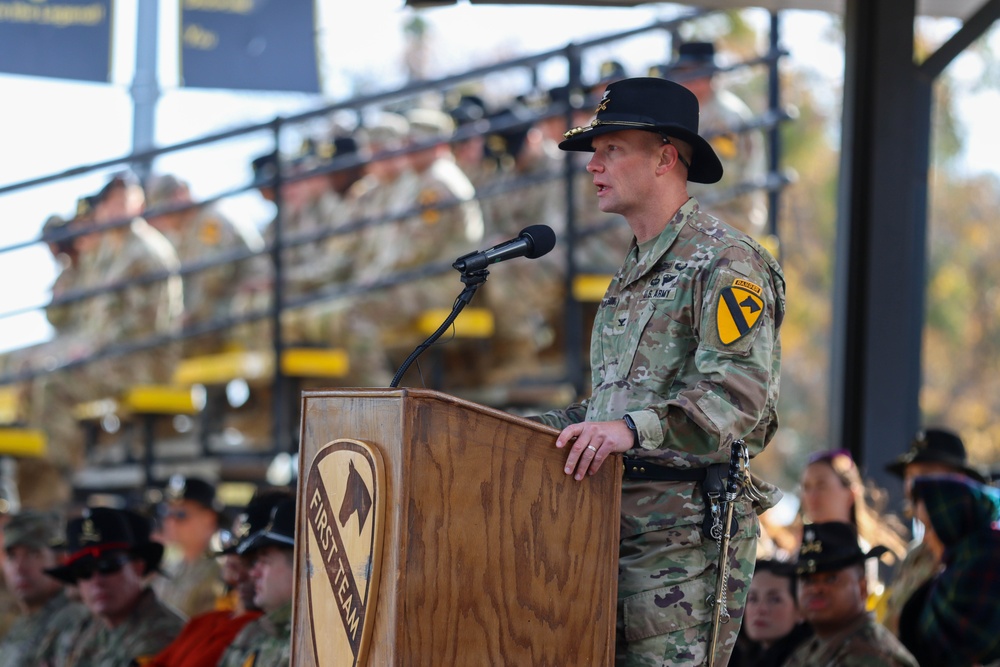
top-left (164, 509), bottom-right (189, 521)
top-left (72, 552), bottom-right (132, 581)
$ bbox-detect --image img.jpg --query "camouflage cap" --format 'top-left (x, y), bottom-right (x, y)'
top-left (145, 173), bottom-right (188, 210)
top-left (406, 108), bottom-right (456, 143)
top-left (365, 112), bottom-right (410, 151)
top-left (3, 510), bottom-right (65, 550)
top-left (95, 170), bottom-right (141, 204)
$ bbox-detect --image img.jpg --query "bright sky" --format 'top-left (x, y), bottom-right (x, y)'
top-left (0, 0), bottom-right (994, 354)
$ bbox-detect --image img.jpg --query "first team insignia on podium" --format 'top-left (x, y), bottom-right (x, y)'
top-left (303, 439), bottom-right (385, 666)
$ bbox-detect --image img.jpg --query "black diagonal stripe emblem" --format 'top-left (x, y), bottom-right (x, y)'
top-left (307, 472), bottom-right (366, 658)
top-left (722, 287), bottom-right (751, 336)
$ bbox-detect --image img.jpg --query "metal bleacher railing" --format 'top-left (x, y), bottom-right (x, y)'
top-left (0, 11), bottom-right (793, 491)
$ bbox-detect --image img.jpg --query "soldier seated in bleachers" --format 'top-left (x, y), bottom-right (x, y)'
top-left (0, 509), bottom-right (89, 665)
top-left (144, 173), bottom-right (263, 356)
top-left (653, 41), bottom-right (769, 239)
top-left (478, 102), bottom-right (567, 381)
top-left (145, 489), bottom-right (291, 667)
top-left (217, 497), bottom-right (297, 667)
top-left (152, 475), bottom-right (227, 619)
top-left (25, 172), bottom-right (183, 471)
top-left (41, 507), bottom-right (185, 666)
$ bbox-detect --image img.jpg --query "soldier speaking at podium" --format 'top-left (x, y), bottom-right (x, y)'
top-left (531, 77), bottom-right (785, 665)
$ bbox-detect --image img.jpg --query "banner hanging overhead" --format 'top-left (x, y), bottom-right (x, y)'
top-left (0, 0), bottom-right (112, 82)
top-left (180, 0), bottom-right (320, 93)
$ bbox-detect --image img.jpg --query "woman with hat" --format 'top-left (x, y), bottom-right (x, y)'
top-left (879, 427), bottom-right (989, 636)
top-left (897, 473), bottom-right (1000, 666)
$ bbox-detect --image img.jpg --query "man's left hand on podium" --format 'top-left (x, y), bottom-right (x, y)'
top-left (555, 420), bottom-right (633, 481)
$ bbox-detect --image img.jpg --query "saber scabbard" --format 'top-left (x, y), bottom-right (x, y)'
top-left (706, 442), bottom-right (747, 667)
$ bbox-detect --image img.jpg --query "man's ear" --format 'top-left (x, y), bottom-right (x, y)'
top-left (655, 142), bottom-right (678, 175)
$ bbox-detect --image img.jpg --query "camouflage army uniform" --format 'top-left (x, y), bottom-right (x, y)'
top-left (28, 217), bottom-right (183, 468)
top-left (341, 156), bottom-right (482, 385)
top-left (688, 90), bottom-right (769, 240)
top-left (353, 153), bottom-right (483, 315)
top-left (47, 588), bottom-right (185, 667)
top-left (157, 205), bottom-right (261, 355)
top-left (77, 217), bottom-right (183, 368)
top-left (879, 540), bottom-right (938, 637)
top-left (153, 554), bottom-right (225, 620)
top-left (268, 168), bottom-right (419, 387)
top-left (45, 258), bottom-right (82, 336)
top-left (216, 601), bottom-right (292, 667)
top-left (783, 612), bottom-right (918, 667)
top-left (480, 136), bottom-right (566, 372)
top-left (536, 198), bottom-right (785, 665)
top-left (0, 590), bottom-right (89, 667)
top-left (282, 188), bottom-right (364, 345)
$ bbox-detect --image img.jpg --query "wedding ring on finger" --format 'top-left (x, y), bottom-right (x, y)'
top-left (586, 445), bottom-right (598, 453)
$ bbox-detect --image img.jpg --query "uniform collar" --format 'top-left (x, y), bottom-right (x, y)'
top-left (621, 197), bottom-right (699, 289)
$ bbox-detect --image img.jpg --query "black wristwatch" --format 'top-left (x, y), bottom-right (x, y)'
top-left (623, 414), bottom-right (640, 448)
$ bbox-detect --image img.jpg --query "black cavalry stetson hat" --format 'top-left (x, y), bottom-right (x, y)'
top-left (791, 522), bottom-right (889, 576)
top-left (237, 498), bottom-right (296, 556)
top-left (558, 77), bottom-right (724, 184)
top-left (885, 427), bottom-right (988, 483)
top-left (44, 507), bottom-right (165, 584)
top-left (218, 490), bottom-right (292, 556)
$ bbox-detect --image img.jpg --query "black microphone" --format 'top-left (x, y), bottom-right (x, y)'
top-left (452, 224), bottom-right (556, 273)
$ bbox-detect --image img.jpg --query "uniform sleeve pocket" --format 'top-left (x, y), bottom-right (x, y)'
top-left (622, 577), bottom-right (714, 642)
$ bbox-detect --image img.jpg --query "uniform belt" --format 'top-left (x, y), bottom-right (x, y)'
top-left (622, 456), bottom-right (708, 482)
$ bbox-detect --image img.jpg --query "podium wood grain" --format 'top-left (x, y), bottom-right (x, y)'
top-left (294, 388), bottom-right (620, 667)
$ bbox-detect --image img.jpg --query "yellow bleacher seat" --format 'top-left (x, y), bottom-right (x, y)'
top-left (122, 385), bottom-right (198, 415)
top-left (173, 347), bottom-right (349, 386)
top-left (572, 274), bottom-right (613, 302)
top-left (72, 385), bottom-right (196, 425)
top-left (0, 386), bottom-right (21, 425)
top-left (0, 428), bottom-right (46, 458)
top-left (173, 350), bottom-right (271, 386)
top-left (280, 348), bottom-right (349, 378)
top-left (416, 307), bottom-right (494, 339)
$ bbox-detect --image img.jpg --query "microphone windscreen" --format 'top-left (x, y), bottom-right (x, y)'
top-left (520, 224), bottom-right (556, 259)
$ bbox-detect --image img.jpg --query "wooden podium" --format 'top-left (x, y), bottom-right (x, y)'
top-left (292, 388), bottom-right (620, 666)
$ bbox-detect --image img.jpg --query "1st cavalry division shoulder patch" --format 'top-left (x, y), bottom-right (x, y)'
top-left (717, 279), bottom-right (764, 345)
